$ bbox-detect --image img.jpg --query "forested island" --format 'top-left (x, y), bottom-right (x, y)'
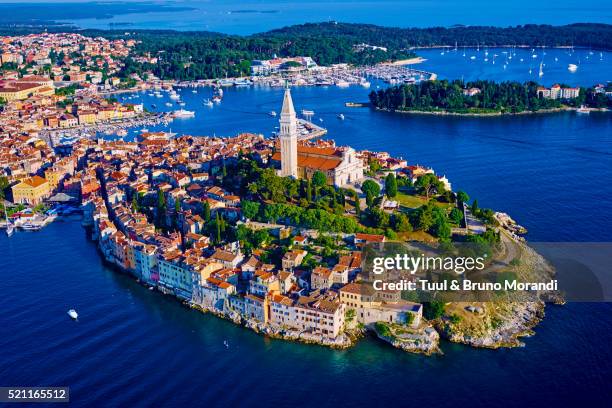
top-left (369, 80), bottom-right (612, 115)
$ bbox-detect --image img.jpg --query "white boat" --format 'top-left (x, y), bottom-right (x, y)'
top-left (203, 99), bottom-right (213, 107)
top-left (192, 89), bottom-right (197, 93)
top-left (336, 80), bottom-right (350, 88)
top-left (174, 109), bottom-right (195, 118)
top-left (67, 309), bottom-right (78, 320)
top-left (179, 102), bottom-right (186, 106)
top-left (169, 94), bottom-right (180, 100)
top-left (269, 111), bottom-right (277, 117)
top-left (234, 78), bottom-right (252, 86)
top-left (538, 62), bottom-right (544, 77)
top-left (568, 63), bottom-right (578, 72)
top-left (165, 102), bottom-right (173, 107)
top-left (3, 202), bottom-right (13, 236)
top-left (361, 81), bottom-right (371, 88)
top-left (577, 105), bottom-right (590, 114)
top-left (337, 113), bottom-right (345, 120)
top-left (21, 223), bottom-right (42, 231)
top-left (470, 55), bottom-right (476, 60)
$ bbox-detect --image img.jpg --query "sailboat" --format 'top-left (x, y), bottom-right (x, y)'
top-left (4, 201), bottom-right (13, 237)
top-left (538, 61), bottom-right (544, 77)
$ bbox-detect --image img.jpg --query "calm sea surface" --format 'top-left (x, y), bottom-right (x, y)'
top-left (1, 48), bottom-right (612, 407)
top-left (55, 0), bottom-right (612, 34)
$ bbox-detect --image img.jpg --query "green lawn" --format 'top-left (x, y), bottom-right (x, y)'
top-left (395, 192), bottom-right (452, 210)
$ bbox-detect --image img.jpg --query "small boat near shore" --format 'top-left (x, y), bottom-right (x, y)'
top-left (568, 63), bottom-right (578, 72)
top-left (173, 109), bottom-right (196, 118)
top-left (577, 105), bottom-right (590, 114)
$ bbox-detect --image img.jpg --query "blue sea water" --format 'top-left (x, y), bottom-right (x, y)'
top-left (1, 47), bottom-right (612, 407)
top-left (52, 0), bottom-right (612, 34)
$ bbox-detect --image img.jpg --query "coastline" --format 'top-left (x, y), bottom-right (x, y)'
top-left (382, 57), bottom-right (427, 66)
top-left (375, 106), bottom-right (610, 117)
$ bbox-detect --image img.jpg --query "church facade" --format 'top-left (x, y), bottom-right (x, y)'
top-left (273, 87), bottom-right (364, 187)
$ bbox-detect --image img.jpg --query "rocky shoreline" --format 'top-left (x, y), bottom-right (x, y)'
top-left (190, 303), bottom-right (355, 349)
top-left (373, 324), bottom-right (442, 355)
top-left (435, 301), bottom-right (546, 349)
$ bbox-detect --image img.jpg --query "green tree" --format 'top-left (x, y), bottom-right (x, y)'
top-left (345, 309), bottom-right (356, 324)
top-left (361, 179), bottom-right (381, 207)
top-left (385, 172), bottom-right (398, 198)
top-left (306, 179), bottom-right (313, 202)
top-left (352, 189), bottom-right (361, 217)
top-left (424, 301), bottom-right (445, 320)
top-left (456, 190), bottom-right (470, 204)
top-left (241, 200), bottom-right (260, 220)
top-left (215, 212), bottom-right (222, 243)
top-left (414, 174), bottom-right (443, 199)
top-left (0, 175), bottom-right (9, 200)
top-left (312, 171), bottom-right (327, 188)
top-left (449, 207), bottom-right (464, 224)
top-left (202, 201), bottom-right (211, 222)
top-left (392, 212), bottom-right (412, 232)
top-left (131, 194), bottom-right (139, 213)
top-left (471, 199), bottom-right (479, 213)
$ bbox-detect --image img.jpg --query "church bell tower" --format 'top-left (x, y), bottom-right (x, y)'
top-left (279, 84), bottom-right (298, 178)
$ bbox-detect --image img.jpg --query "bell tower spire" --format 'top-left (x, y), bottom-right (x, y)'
top-left (279, 83), bottom-right (298, 178)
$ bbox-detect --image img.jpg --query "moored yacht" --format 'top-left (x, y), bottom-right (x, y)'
top-left (174, 109), bottom-right (195, 118)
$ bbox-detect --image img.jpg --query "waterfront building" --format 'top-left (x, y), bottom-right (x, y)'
top-left (132, 241), bottom-right (158, 283)
top-left (537, 84), bottom-right (581, 100)
top-left (11, 175), bottom-right (50, 205)
top-left (339, 283), bottom-right (422, 328)
top-left (268, 294), bottom-right (295, 327)
top-left (158, 250), bottom-right (193, 299)
top-left (244, 294), bottom-right (268, 323)
top-left (294, 292), bottom-right (345, 338)
top-left (194, 277), bottom-right (236, 311)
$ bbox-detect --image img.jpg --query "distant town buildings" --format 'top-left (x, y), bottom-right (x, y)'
top-left (251, 56), bottom-right (318, 75)
top-left (537, 84), bottom-right (580, 99)
top-left (353, 43), bottom-right (388, 53)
